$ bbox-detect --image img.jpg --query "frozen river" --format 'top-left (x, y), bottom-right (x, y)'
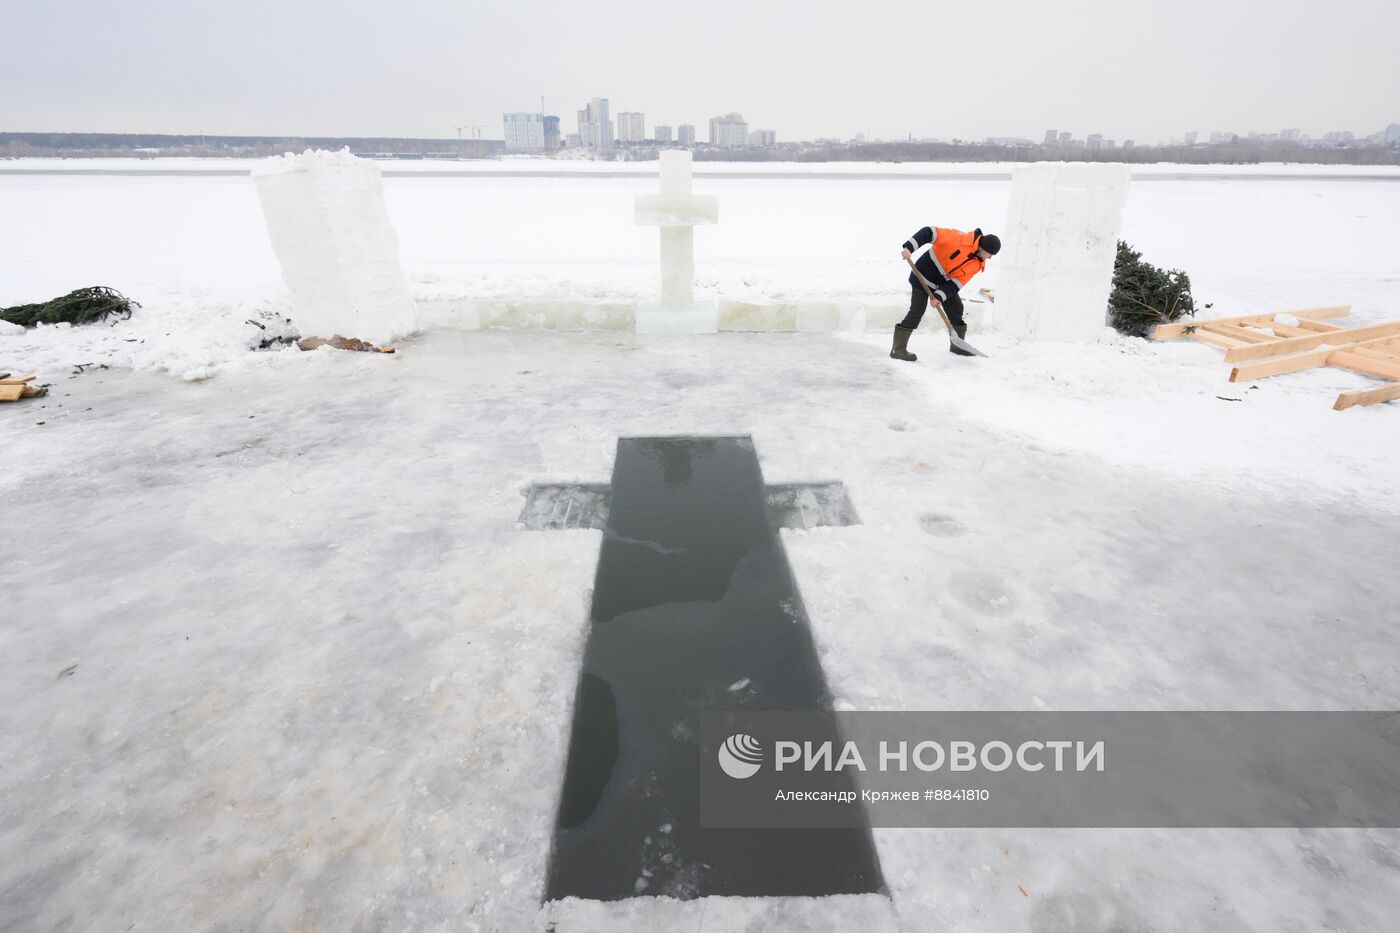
top-left (2, 159), bottom-right (1399, 931)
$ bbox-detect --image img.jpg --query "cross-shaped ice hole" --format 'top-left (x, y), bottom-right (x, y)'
top-left (521, 437), bottom-right (883, 901)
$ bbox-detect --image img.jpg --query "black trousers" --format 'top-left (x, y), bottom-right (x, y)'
top-left (900, 278), bottom-right (964, 330)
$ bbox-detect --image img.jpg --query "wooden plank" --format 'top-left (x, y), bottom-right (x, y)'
top-left (1230, 346), bottom-right (1336, 382)
top-left (0, 374), bottom-right (36, 384)
top-left (1293, 318), bottom-right (1347, 333)
top-left (1152, 305), bottom-right (1350, 340)
top-left (1329, 352), bottom-right (1400, 381)
top-left (1229, 334), bottom-right (1400, 381)
top-left (1335, 382), bottom-right (1400, 411)
top-left (1265, 322), bottom-right (1318, 338)
top-left (1286, 305), bottom-right (1353, 321)
top-left (1203, 323), bottom-right (1278, 344)
top-left (1350, 345), bottom-right (1400, 363)
top-left (0, 384), bottom-right (26, 401)
top-left (1189, 330), bottom-right (1248, 350)
top-left (1224, 320), bottom-right (1400, 363)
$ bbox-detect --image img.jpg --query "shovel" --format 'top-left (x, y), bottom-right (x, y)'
top-left (905, 256), bottom-right (988, 358)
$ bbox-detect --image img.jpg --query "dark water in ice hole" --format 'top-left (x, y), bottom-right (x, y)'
top-left (543, 436), bottom-right (885, 901)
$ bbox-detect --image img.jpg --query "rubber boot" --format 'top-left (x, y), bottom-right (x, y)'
top-left (949, 321), bottom-right (975, 356)
top-left (890, 325), bottom-right (918, 362)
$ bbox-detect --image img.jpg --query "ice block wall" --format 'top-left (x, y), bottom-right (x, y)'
top-left (251, 149), bottom-right (415, 345)
top-left (987, 162), bottom-right (1130, 341)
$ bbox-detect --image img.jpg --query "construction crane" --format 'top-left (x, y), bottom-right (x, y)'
top-left (453, 125), bottom-right (484, 140)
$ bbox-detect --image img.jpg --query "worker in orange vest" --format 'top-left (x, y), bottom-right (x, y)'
top-left (894, 226), bottom-right (1000, 361)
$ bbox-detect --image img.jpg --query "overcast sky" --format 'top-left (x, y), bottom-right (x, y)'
top-left (4, 0), bottom-right (1397, 142)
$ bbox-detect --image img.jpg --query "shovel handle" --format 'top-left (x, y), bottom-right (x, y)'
top-left (904, 256), bottom-right (958, 337)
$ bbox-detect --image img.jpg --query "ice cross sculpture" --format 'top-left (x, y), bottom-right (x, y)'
top-left (518, 437), bottom-right (877, 901)
top-left (633, 151), bottom-right (720, 334)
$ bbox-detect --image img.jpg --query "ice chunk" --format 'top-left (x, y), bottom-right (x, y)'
top-left (987, 162), bottom-right (1130, 341)
top-left (251, 149), bottom-right (416, 346)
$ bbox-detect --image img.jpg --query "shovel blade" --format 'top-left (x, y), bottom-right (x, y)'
top-left (950, 333), bottom-right (988, 358)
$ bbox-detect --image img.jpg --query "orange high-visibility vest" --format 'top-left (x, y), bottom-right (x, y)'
top-left (931, 228), bottom-right (987, 287)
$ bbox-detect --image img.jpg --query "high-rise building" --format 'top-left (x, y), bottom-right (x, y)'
top-left (1280, 128), bottom-right (1302, 142)
top-left (503, 113), bottom-right (546, 152)
top-left (1184, 131), bottom-right (1198, 146)
top-left (1058, 131), bottom-right (1071, 145)
top-left (616, 112), bottom-right (646, 143)
top-left (1386, 123), bottom-right (1400, 145)
top-left (654, 125), bottom-right (673, 144)
top-left (709, 112), bottom-right (749, 147)
top-left (1044, 129), bottom-right (1057, 145)
top-left (748, 129), bottom-right (776, 147)
top-left (678, 124), bottom-right (696, 147)
top-left (543, 116), bottom-right (560, 150)
top-left (1087, 133), bottom-right (1104, 150)
top-left (576, 97), bottom-right (613, 148)
top-left (1122, 139), bottom-right (1135, 149)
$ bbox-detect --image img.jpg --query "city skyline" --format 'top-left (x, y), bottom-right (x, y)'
top-left (5, 1), bottom-right (1398, 145)
top-left (503, 94), bottom-right (1393, 150)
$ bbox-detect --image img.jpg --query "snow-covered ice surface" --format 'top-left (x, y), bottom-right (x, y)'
top-left (2, 161), bottom-right (1400, 930)
top-left (3, 329), bottom-right (1399, 931)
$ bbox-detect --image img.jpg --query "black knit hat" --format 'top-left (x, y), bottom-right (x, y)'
top-left (979, 233), bottom-right (1002, 256)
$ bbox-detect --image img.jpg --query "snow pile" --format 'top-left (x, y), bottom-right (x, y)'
top-left (0, 294), bottom-right (299, 382)
top-left (989, 162), bottom-right (1130, 340)
top-left (252, 149), bottom-right (416, 346)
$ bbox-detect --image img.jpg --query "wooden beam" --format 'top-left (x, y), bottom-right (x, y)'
top-left (0, 374), bottom-right (37, 384)
top-left (1265, 322), bottom-right (1318, 338)
top-left (1189, 330), bottom-right (1249, 350)
top-left (1229, 334), bottom-right (1400, 381)
top-left (1349, 345), bottom-right (1400, 363)
top-left (1334, 382), bottom-right (1400, 411)
top-left (1224, 320), bottom-right (1400, 363)
top-left (1329, 352), bottom-right (1400, 381)
top-left (1203, 323), bottom-right (1277, 344)
top-left (1285, 305), bottom-right (1353, 321)
top-left (1152, 305), bottom-right (1350, 340)
top-left (0, 384), bottom-right (26, 402)
top-left (1229, 346), bottom-right (1336, 382)
top-left (1293, 318), bottom-right (1347, 333)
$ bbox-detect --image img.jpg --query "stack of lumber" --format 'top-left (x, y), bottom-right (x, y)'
top-left (0, 373), bottom-right (46, 402)
top-left (1153, 306), bottom-right (1400, 411)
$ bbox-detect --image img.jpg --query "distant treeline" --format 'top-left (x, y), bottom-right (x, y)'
top-left (4, 131), bottom-right (1398, 166)
top-left (0, 132), bottom-right (503, 159)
